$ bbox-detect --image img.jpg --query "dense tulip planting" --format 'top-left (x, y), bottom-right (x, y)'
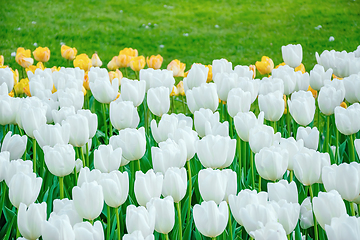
top-left (1, 43), bottom-right (360, 240)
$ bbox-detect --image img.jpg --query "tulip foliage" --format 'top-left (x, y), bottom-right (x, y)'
top-left (1, 43), bottom-right (360, 240)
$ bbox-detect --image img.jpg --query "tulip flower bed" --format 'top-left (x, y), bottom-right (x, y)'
top-left (1, 43), bottom-right (360, 240)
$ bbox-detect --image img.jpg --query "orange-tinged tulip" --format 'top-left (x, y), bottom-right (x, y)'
top-left (73, 54), bottom-right (92, 72)
top-left (256, 56), bottom-right (274, 75)
top-left (61, 45), bottom-right (77, 60)
top-left (119, 48), bottom-right (138, 57)
top-left (91, 53), bottom-right (102, 67)
top-left (176, 81), bottom-right (185, 96)
top-left (107, 56), bottom-right (120, 70)
top-left (275, 62), bottom-right (286, 69)
top-left (25, 65), bottom-right (37, 74)
top-left (0, 55), bottom-right (4, 66)
top-left (340, 102), bottom-right (347, 109)
top-left (130, 56), bottom-right (146, 72)
top-left (82, 86), bottom-right (87, 96)
top-left (16, 48), bottom-right (33, 68)
top-left (146, 55), bottom-right (163, 69)
top-left (307, 86), bottom-right (318, 99)
top-left (8, 90), bottom-right (14, 97)
top-left (109, 69), bottom-right (123, 84)
top-left (295, 63), bottom-right (306, 73)
top-left (118, 54), bottom-right (131, 68)
top-left (249, 65), bottom-right (256, 79)
top-left (33, 47), bottom-right (50, 62)
top-left (206, 65), bottom-right (213, 82)
top-left (24, 83), bottom-right (31, 97)
top-left (167, 59), bottom-right (186, 77)
top-left (16, 78), bottom-right (31, 96)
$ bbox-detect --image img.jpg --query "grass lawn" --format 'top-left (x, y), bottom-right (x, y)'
top-left (1, 0), bottom-right (360, 73)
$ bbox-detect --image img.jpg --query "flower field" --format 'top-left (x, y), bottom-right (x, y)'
top-left (0, 41), bottom-right (360, 240)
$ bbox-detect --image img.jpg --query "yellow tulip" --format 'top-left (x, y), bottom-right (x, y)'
top-left (340, 102), bottom-right (347, 109)
top-left (275, 62), bottom-right (286, 69)
top-left (129, 56), bottom-right (146, 72)
top-left (25, 65), bottom-right (37, 74)
top-left (283, 94), bottom-right (288, 114)
top-left (15, 47), bottom-right (34, 68)
top-left (61, 45), bottom-right (77, 60)
top-left (91, 53), bottom-right (102, 67)
top-left (146, 55), bottom-right (163, 69)
top-left (73, 54), bottom-right (92, 72)
top-left (36, 62), bottom-right (45, 70)
top-left (12, 69), bottom-right (19, 85)
top-left (176, 81), bottom-right (185, 96)
top-left (109, 69), bottom-right (123, 84)
top-left (118, 54), bottom-right (132, 68)
top-left (255, 56), bottom-right (274, 75)
top-left (83, 72), bottom-right (90, 90)
top-left (107, 56), bottom-right (120, 70)
top-left (82, 86), bottom-right (87, 96)
top-left (52, 84), bottom-right (57, 93)
top-left (33, 47), bottom-right (50, 62)
top-left (332, 74), bottom-right (343, 80)
top-left (9, 90), bottom-right (14, 97)
top-left (51, 66), bottom-right (61, 72)
top-left (170, 86), bottom-right (178, 97)
top-left (295, 63), bottom-right (306, 73)
top-left (167, 59), bottom-right (186, 77)
top-left (249, 65), bottom-right (256, 79)
top-left (206, 65), bottom-right (213, 82)
top-left (119, 48), bottom-right (138, 57)
top-left (0, 55), bottom-right (4, 66)
top-left (307, 86), bottom-right (318, 99)
top-left (15, 78), bottom-right (30, 96)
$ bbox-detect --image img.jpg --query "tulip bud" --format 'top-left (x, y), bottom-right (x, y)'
top-left (167, 59), bottom-right (186, 77)
top-left (150, 114), bottom-right (179, 143)
top-left (281, 44), bottom-right (302, 68)
top-left (168, 126), bottom-right (198, 161)
top-left (237, 78), bottom-right (259, 103)
top-left (72, 181), bottom-right (104, 221)
top-left (130, 56), bottom-right (146, 72)
top-left (42, 213), bottom-right (75, 240)
top-left (53, 198), bottom-right (82, 227)
top-left (139, 68), bottom-right (175, 92)
top-left (267, 179), bottom-right (298, 204)
top-left (146, 196), bottom-right (175, 234)
top-left (0, 68), bottom-right (14, 93)
top-left (288, 90), bottom-right (316, 126)
top-left (198, 168), bottom-right (227, 204)
top-left (109, 127), bottom-right (146, 162)
top-left (99, 170), bottom-right (129, 208)
top-left (255, 146), bottom-right (289, 181)
top-left (270, 199), bottom-right (300, 235)
top-left (309, 64), bottom-right (333, 91)
top-left (73, 221), bottom-right (104, 240)
top-left (259, 76), bottom-right (284, 95)
top-left (234, 65), bottom-right (254, 79)
top-left (299, 197), bottom-right (313, 229)
top-left (183, 63), bottom-right (208, 91)
top-left (250, 222), bottom-right (287, 240)
top-left (16, 48), bottom-right (34, 68)
top-left (73, 54), bottom-right (92, 72)
top-left (20, 104), bottom-right (47, 139)
top-left (9, 172), bottom-right (42, 208)
top-left (278, 137), bottom-right (304, 170)
top-left (194, 108), bottom-right (228, 137)
top-left (33, 46), bottom-right (50, 62)
top-left (186, 83), bottom-right (219, 113)
top-left (214, 72), bottom-right (241, 102)
top-left (1, 131), bottom-right (27, 160)
top-left (249, 124), bottom-right (280, 153)
top-left (296, 126), bottom-right (319, 150)
top-left (196, 135), bottom-right (236, 169)
top-left (325, 215), bottom-right (360, 239)
top-left (43, 144), bottom-right (75, 177)
top-left (52, 106), bottom-right (76, 125)
top-left (334, 102), bottom-right (360, 135)
top-left (234, 111), bottom-right (264, 142)
top-left (61, 45), bottom-right (77, 61)
top-left (227, 88), bottom-right (252, 117)
top-left (123, 231), bottom-right (154, 240)
top-left (93, 145), bottom-right (122, 173)
top-left (313, 190), bottom-right (347, 229)
top-left (255, 56), bottom-right (274, 75)
top-left (147, 86), bottom-right (170, 117)
top-left (120, 78), bottom-right (146, 107)
top-left (89, 67), bottom-right (119, 104)
top-left (33, 123), bottom-right (70, 149)
top-left (5, 158), bottom-right (33, 186)
top-left (134, 169), bottom-right (163, 206)
top-left (77, 167), bottom-right (102, 186)
top-left (212, 59), bottom-right (232, 79)
top-left (63, 113), bottom-right (89, 147)
top-left (152, 138), bottom-right (187, 174)
top-left (193, 200), bottom-right (228, 238)
top-left (161, 167), bottom-right (187, 203)
top-left (126, 205), bottom-right (156, 237)
top-left (18, 202), bottom-right (47, 240)
top-left (258, 90), bottom-right (285, 121)
top-left (110, 100), bottom-right (139, 130)
top-left (91, 53), bottom-right (102, 67)
top-left (146, 55), bottom-right (163, 70)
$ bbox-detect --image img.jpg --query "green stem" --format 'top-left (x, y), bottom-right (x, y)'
top-left (237, 136), bottom-right (242, 190)
top-left (90, 219), bottom-right (94, 225)
top-left (107, 205), bottom-right (111, 240)
top-left (229, 115), bottom-right (234, 139)
top-left (212, 238), bottom-right (216, 240)
top-left (309, 185), bottom-right (319, 240)
top-left (182, 96), bottom-right (186, 114)
top-left (350, 202), bottom-right (356, 216)
top-left (171, 96), bottom-right (174, 114)
top-left (290, 170), bottom-right (293, 182)
top-left (242, 141), bottom-right (247, 182)
top-left (145, 98), bottom-right (149, 135)
top-left (79, 147), bottom-right (85, 167)
top-left (0, 182), bottom-right (6, 220)
top-left (186, 160), bottom-right (192, 225)
top-left (258, 175), bottom-right (262, 192)
top-left (286, 96), bottom-right (291, 137)
top-left (59, 177), bottom-right (64, 199)
top-left (32, 138), bottom-right (36, 173)
top-left (175, 202), bottom-right (183, 240)
top-left (271, 120), bottom-right (277, 133)
top-left (74, 169), bottom-right (78, 186)
top-left (335, 126), bottom-right (339, 164)
top-left (287, 234), bottom-right (291, 240)
top-left (164, 233), bottom-right (169, 240)
top-left (250, 150), bottom-right (255, 190)
top-left (349, 134), bottom-right (356, 162)
top-left (86, 142), bottom-right (89, 167)
top-left (228, 205), bottom-right (233, 240)
top-left (324, 115), bottom-right (330, 154)
top-left (102, 102), bottom-right (109, 144)
top-left (136, 159), bottom-right (141, 172)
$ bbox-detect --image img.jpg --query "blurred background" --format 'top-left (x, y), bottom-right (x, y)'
top-left (1, 0), bottom-right (359, 71)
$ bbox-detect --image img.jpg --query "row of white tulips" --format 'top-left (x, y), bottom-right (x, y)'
top-left (0, 44), bottom-right (360, 240)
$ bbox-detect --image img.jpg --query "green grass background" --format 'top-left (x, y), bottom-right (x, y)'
top-left (1, 0), bottom-right (359, 72)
